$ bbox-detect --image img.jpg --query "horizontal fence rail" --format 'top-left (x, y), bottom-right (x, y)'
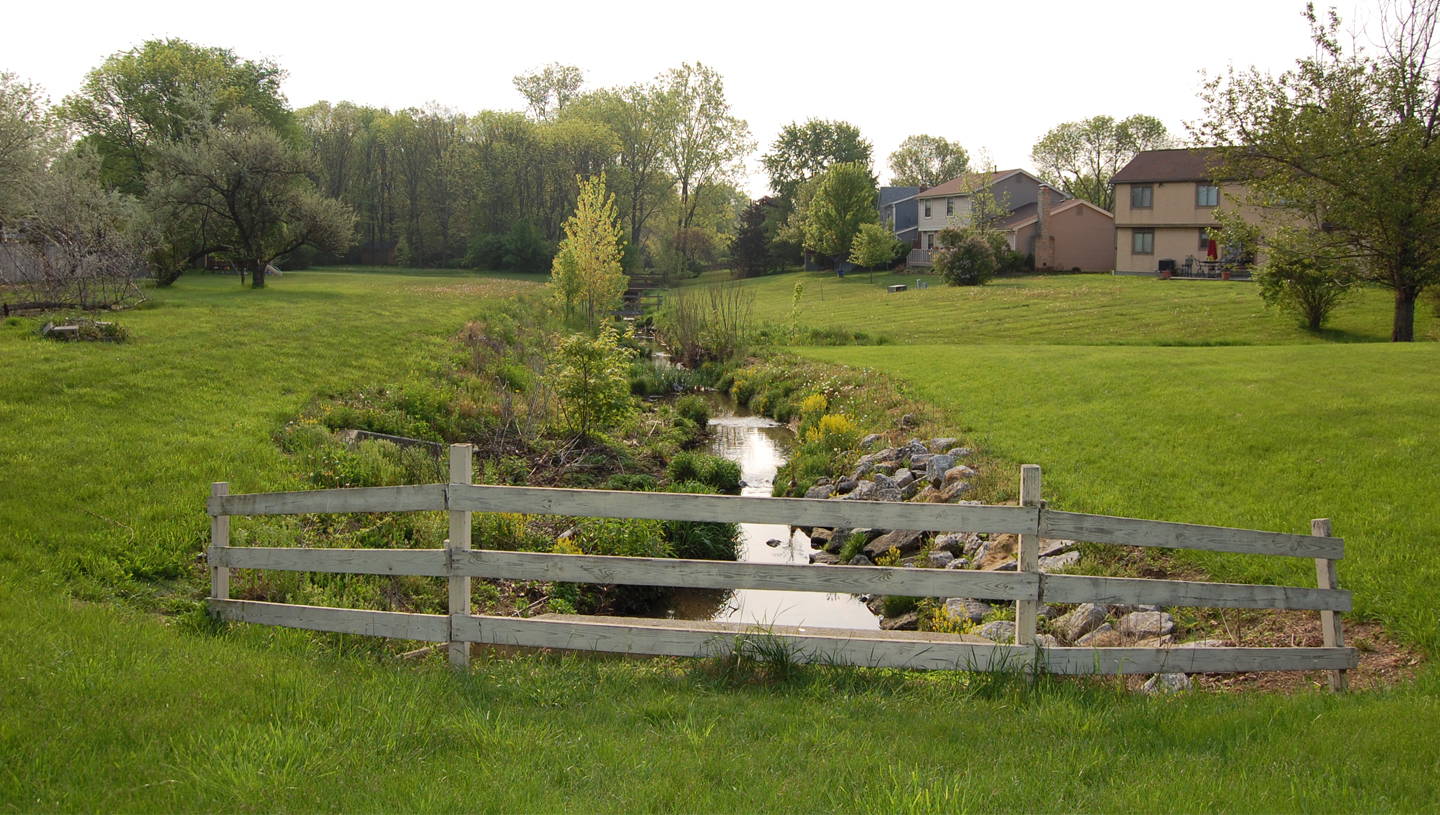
top-left (207, 546), bottom-right (1350, 612)
top-left (207, 446), bottom-right (1356, 688)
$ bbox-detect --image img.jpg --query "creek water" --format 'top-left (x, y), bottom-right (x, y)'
top-left (662, 396), bottom-right (881, 631)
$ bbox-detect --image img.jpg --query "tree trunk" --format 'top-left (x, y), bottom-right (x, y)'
top-left (1393, 288), bottom-right (1416, 342)
top-left (251, 261), bottom-right (266, 290)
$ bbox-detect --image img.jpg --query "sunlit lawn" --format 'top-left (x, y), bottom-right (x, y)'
top-left (2, 268), bottom-right (1437, 811)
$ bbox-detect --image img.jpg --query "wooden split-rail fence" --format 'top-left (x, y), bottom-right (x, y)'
top-left (208, 445), bottom-right (1356, 690)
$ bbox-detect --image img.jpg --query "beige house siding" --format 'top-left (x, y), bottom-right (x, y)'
top-left (1113, 180), bottom-right (1240, 272)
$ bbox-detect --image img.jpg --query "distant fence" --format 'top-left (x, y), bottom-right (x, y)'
top-left (208, 446), bottom-right (1355, 690)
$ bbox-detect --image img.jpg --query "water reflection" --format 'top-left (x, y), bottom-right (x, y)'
top-left (664, 397), bottom-right (880, 630)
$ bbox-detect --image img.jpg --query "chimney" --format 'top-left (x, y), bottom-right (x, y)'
top-left (1035, 185), bottom-right (1056, 271)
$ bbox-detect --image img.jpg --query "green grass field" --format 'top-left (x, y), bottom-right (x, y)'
top-left (699, 269), bottom-right (1439, 345)
top-left (3, 268), bottom-right (1438, 811)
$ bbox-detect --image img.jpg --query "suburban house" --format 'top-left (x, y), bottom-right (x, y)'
top-left (879, 186), bottom-right (921, 248)
top-left (1111, 147), bottom-right (1254, 277)
top-left (1002, 189), bottom-right (1116, 273)
top-left (898, 169), bottom-right (1116, 272)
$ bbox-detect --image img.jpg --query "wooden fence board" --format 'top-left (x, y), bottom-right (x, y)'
top-left (1043, 511), bottom-right (1344, 559)
top-left (451, 549), bottom-right (1039, 600)
top-left (451, 615), bottom-right (1036, 671)
top-left (1041, 574), bottom-right (1351, 611)
top-left (209, 484), bottom-right (447, 517)
top-left (210, 599), bottom-right (448, 641)
top-left (448, 484), bottom-right (1038, 534)
top-left (210, 546), bottom-right (448, 577)
top-left (1040, 646), bottom-right (1358, 674)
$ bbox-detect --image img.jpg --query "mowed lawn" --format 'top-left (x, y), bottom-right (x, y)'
top-left (709, 268), bottom-right (1440, 345)
top-left (801, 343), bottom-right (1440, 652)
top-left (3, 269), bottom-right (1439, 811)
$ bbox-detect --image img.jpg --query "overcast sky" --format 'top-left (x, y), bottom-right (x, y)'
top-left (9, 0), bottom-right (1359, 195)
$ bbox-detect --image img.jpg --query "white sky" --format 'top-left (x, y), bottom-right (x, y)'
top-left (9, 0), bottom-right (1353, 195)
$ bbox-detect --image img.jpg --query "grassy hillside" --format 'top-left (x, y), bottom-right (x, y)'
top-left (801, 344), bottom-right (1440, 652)
top-left (693, 269), bottom-right (1439, 345)
top-left (3, 269), bottom-right (1437, 811)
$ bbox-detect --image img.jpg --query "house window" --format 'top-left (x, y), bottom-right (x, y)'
top-left (924, 201), bottom-right (931, 217)
top-left (926, 233), bottom-right (934, 250)
top-left (1196, 184), bottom-right (1219, 207)
top-left (946, 198), bottom-right (954, 216)
top-left (1131, 186), bottom-right (1153, 208)
top-left (1199, 228), bottom-right (1212, 250)
top-left (1133, 230), bottom-right (1154, 255)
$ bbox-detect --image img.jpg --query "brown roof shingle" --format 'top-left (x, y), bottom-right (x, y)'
top-left (1111, 148), bottom-right (1223, 184)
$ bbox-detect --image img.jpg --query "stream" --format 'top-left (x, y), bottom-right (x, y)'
top-left (661, 395), bottom-right (881, 630)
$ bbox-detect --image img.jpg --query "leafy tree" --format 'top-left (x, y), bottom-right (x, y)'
top-left (802, 162), bottom-right (879, 263)
top-left (1030, 114), bottom-right (1171, 210)
top-left (0, 71), bottom-right (52, 227)
top-left (17, 147), bottom-right (152, 309)
top-left (887, 135), bottom-right (969, 187)
top-left (59, 38), bottom-right (294, 196)
top-left (567, 84), bottom-right (675, 267)
top-left (731, 197), bottom-right (775, 278)
top-left (150, 109), bottom-right (355, 288)
top-left (762, 119), bottom-right (873, 204)
top-left (513, 63), bottom-right (585, 120)
top-left (550, 173), bottom-right (626, 329)
top-left (1198, 1), bottom-right (1440, 341)
top-left (660, 63), bottom-right (754, 275)
top-left (552, 324), bottom-right (636, 439)
top-left (849, 222), bottom-right (906, 270)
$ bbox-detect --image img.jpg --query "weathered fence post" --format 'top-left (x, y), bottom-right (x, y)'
top-left (448, 444), bottom-right (473, 668)
top-left (1015, 465), bottom-right (1041, 647)
top-left (1311, 518), bottom-right (1347, 692)
top-left (209, 482), bottom-right (229, 611)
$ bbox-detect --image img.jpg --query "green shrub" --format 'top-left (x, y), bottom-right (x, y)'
top-left (605, 473), bottom-right (658, 491)
top-left (666, 451), bottom-right (741, 494)
top-left (674, 394), bottom-right (710, 428)
top-left (882, 595), bottom-right (919, 617)
top-left (836, 531), bottom-right (867, 563)
top-left (934, 229), bottom-right (1000, 286)
top-left (553, 326), bottom-right (637, 438)
top-left (662, 482), bottom-right (740, 561)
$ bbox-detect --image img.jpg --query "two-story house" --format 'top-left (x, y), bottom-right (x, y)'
top-left (879, 186), bottom-right (921, 248)
top-left (900, 169), bottom-right (1116, 271)
top-left (1111, 147), bottom-right (1254, 276)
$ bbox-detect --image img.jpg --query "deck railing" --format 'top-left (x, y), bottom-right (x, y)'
top-left (208, 445), bottom-right (1354, 689)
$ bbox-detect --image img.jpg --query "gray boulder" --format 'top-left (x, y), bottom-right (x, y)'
top-left (809, 552), bottom-right (839, 565)
top-left (944, 597), bottom-right (992, 623)
top-left (875, 487), bottom-right (903, 503)
top-left (859, 433), bottom-right (884, 448)
top-left (944, 465), bottom-right (976, 485)
top-left (1038, 551), bottom-right (1081, 573)
top-left (927, 551), bottom-right (955, 568)
top-left (944, 557), bottom-right (970, 570)
top-left (947, 447), bottom-right (973, 459)
top-left (807, 528), bottom-right (831, 548)
top-left (924, 454), bottom-right (955, 486)
top-left (1141, 673), bottom-right (1192, 694)
top-left (872, 472), bottom-right (898, 491)
top-left (1075, 623), bottom-right (1124, 647)
top-left (975, 620), bottom-right (1016, 644)
top-left (840, 480), bottom-right (878, 501)
top-left (863, 529), bottom-right (924, 560)
top-left (940, 481), bottom-right (972, 502)
top-left (834, 479), bottom-right (859, 495)
top-left (848, 554), bottom-right (875, 566)
top-left (881, 612), bottom-right (919, 631)
top-left (927, 437), bottom-right (959, 452)
top-left (1033, 633), bottom-right (1061, 648)
top-left (1118, 611), bottom-right (1175, 638)
top-left (892, 468), bottom-right (916, 489)
top-left (931, 533), bottom-right (968, 556)
top-left (804, 483), bottom-right (834, 499)
top-left (1055, 603), bottom-right (1109, 642)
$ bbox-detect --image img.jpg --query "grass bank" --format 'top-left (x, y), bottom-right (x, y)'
top-left (695, 269), bottom-right (1439, 345)
top-left (4, 268), bottom-right (1438, 810)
